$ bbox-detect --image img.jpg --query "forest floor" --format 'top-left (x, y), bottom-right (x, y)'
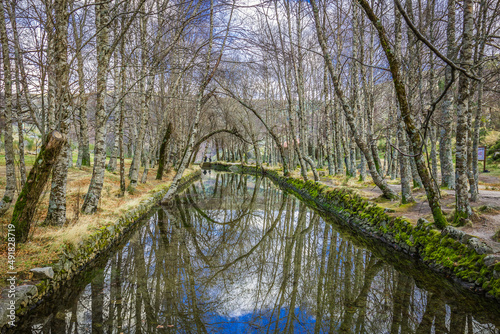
top-left (0, 154), bottom-right (191, 287)
top-left (318, 165), bottom-right (500, 253)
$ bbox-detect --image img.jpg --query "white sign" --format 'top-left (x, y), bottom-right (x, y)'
top-left (478, 147), bottom-right (486, 161)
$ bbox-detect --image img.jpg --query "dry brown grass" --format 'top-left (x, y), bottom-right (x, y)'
top-left (483, 130), bottom-right (500, 146)
top-left (0, 159), bottom-right (194, 285)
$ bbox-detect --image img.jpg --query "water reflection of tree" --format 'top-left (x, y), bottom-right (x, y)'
top-left (17, 173), bottom-right (500, 334)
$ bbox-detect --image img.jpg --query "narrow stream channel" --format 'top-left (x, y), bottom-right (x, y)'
top-left (10, 172), bottom-right (500, 333)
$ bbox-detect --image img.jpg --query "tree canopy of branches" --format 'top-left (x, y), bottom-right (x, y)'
top-left (1, 0), bottom-right (499, 240)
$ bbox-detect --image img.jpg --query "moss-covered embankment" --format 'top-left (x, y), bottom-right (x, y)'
top-left (0, 168), bottom-right (201, 330)
top-left (203, 162), bottom-right (500, 301)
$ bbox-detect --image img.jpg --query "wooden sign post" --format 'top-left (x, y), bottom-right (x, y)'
top-left (478, 146), bottom-right (486, 172)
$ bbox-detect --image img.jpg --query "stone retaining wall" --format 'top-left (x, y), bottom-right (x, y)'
top-left (0, 168), bottom-right (201, 330)
top-left (202, 162), bottom-right (500, 301)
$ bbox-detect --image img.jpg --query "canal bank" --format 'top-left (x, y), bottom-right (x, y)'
top-left (0, 168), bottom-right (201, 330)
top-left (202, 162), bottom-right (500, 302)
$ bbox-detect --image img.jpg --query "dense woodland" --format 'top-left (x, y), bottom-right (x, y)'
top-left (0, 0), bottom-right (499, 241)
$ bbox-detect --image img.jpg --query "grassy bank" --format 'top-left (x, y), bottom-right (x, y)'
top-left (0, 155), bottom-right (197, 286)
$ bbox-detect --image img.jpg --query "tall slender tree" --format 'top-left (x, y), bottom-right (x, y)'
top-left (0, 0), bottom-right (17, 216)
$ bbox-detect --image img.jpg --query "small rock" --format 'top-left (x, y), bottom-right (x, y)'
top-left (493, 270), bottom-right (500, 280)
top-left (459, 234), bottom-right (474, 244)
top-left (0, 284), bottom-right (38, 326)
top-left (63, 261), bottom-right (72, 272)
top-left (442, 226), bottom-right (465, 240)
top-left (1, 285), bottom-right (37, 301)
top-left (0, 299), bottom-right (16, 327)
top-left (483, 254), bottom-right (500, 267)
top-left (30, 267), bottom-right (55, 280)
top-left (467, 238), bottom-right (493, 255)
top-left (417, 218), bottom-right (430, 230)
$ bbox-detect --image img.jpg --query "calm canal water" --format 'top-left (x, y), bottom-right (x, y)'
top-left (10, 172), bottom-right (500, 333)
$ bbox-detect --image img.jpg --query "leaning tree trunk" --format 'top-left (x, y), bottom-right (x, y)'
top-left (156, 122), bottom-right (173, 180)
top-left (310, 0), bottom-right (398, 199)
top-left (161, 92), bottom-right (205, 203)
top-left (358, 0), bottom-right (447, 228)
top-left (229, 94), bottom-right (290, 176)
top-left (161, 0), bottom-right (229, 202)
top-left (303, 156), bottom-right (319, 181)
top-left (11, 131), bottom-right (66, 242)
top-left (45, 141), bottom-right (70, 226)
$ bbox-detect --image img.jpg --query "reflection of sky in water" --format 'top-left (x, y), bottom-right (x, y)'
top-left (205, 309), bottom-right (318, 333)
top-left (13, 173), bottom-right (500, 334)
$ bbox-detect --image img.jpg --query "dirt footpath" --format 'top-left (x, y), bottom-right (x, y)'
top-left (320, 172), bottom-right (500, 253)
